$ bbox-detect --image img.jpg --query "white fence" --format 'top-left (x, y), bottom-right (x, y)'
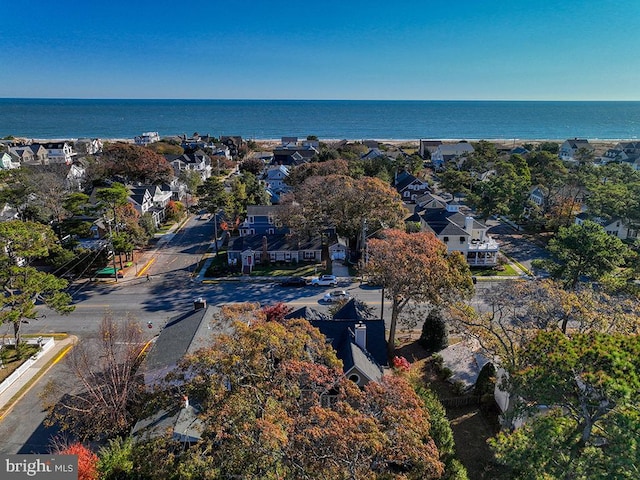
top-left (0, 337), bottom-right (55, 397)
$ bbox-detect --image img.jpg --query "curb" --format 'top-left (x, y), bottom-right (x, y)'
top-left (0, 335), bottom-right (77, 422)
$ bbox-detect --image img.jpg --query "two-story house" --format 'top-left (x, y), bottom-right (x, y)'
top-left (129, 185), bottom-right (171, 227)
top-left (134, 132), bottom-right (160, 146)
top-left (559, 138), bottom-right (593, 162)
top-left (74, 138), bottom-right (103, 155)
top-left (168, 151), bottom-right (212, 181)
top-left (239, 205), bottom-right (288, 236)
top-left (262, 165), bottom-right (290, 193)
top-left (418, 200), bottom-right (499, 266)
top-left (42, 141), bottom-right (75, 164)
top-left (575, 213), bottom-right (638, 241)
top-left (0, 152), bottom-right (20, 169)
top-left (430, 142), bottom-right (475, 170)
top-left (394, 171), bottom-right (431, 203)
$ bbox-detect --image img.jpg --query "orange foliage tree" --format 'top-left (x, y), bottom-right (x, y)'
top-left (137, 308), bottom-right (444, 479)
top-left (365, 229), bottom-right (474, 353)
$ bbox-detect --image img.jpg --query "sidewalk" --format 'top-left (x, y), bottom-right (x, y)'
top-left (0, 335), bottom-right (77, 421)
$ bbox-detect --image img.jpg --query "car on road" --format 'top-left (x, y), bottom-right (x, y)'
top-left (310, 274), bottom-right (338, 287)
top-left (279, 276), bottom-right (309, 287)
top-left (322, 290), bottom-right (351, 303)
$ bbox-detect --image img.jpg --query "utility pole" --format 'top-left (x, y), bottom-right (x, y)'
top-left (106, 218), bottom-right (118, 282)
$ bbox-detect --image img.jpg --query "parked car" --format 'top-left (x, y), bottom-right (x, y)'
top-left (310, 274), bottom-right (338, 287)
top-left (279, 276), bottom-right (308, 287)
top-left (322, 290), bottom-right (351, 303)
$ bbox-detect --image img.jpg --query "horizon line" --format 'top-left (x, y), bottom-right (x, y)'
top-left (2, 97), bottom-right (640, 102)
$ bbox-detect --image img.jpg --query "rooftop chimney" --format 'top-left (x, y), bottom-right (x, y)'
top-left (355, 322), bottom-right (367, 350)
top-left (193, 297), bottom-right (207, 310)
top-left (183, 395), bottom-right (189, 408)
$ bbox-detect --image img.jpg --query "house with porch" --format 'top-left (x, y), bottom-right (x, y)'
top-left (227, 234), bottom-right (325, 272)
top-left (168, 151), bottom-right (212, 181)
top-left (128, 185), bottom-right (171, 227)
top-left (418, 200), bottom-right (499, 266)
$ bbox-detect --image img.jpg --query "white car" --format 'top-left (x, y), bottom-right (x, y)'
top-left (323, 290), bottom-right (351, 303)
top-left (310, 275), bottom-right (338, 287)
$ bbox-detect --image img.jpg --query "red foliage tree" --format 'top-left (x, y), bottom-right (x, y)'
top-left (101, 142), bottom-right (174, 184)
top-left (57, 442), bottom-right (98, 480)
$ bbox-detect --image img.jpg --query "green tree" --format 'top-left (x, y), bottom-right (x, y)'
top-left (196, 176), bottom-right (229, 215)
top-left (420, 306), bottom-right (449, 352)
top-left (491, 330), bottom-right (640, 478)
top-left (541, 220), bottom-right (629, 289)
top-left (0, 220), bottom-right (74, 344)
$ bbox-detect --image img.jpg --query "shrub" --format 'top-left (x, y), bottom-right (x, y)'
top-left (420, 307), bottom-right (449, 352)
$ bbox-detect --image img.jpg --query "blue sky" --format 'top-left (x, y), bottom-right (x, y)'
top-left (2, 0), bottom-right (639, 100)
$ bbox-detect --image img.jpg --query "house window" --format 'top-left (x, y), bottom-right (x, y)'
top-left (249, 229), bottom-right (255, 235)
top-left (267, 228), bottom-right (274, 234)
top-left (443, 236), bottom-right (449, 243)
top-left (303, 251), bottom-right (315, 260)
top-left (268, 216), bottom-right (274, 224)
top-left (460, 236), bottom-right (466, 244)
top-left (348, 374), bottom-right (361, 384)
top-left (248, 216), bottom-right (254, 224)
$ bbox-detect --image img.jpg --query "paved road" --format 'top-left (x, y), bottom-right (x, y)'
top-left (0, 217), bottom-right (535, 454)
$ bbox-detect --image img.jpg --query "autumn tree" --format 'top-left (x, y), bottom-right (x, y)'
top-left (287, 159), bottom-right (349, 186)
top-left (280, 174), bottom-right (407, 251)
top-left (99, 142), bottom-right (174, 184)
top-left (365, 229), bottom-right (474, 353)
top-left (42, 312), bottom-right (146, 440)
top-left (132, 309), bottom-right (444, 479)
top-left (0, 220), bottom-right (74, 344)
top-left (490, 330), bottom-right (640, 478)
top-left (55, 442), bottom-right (99, 480)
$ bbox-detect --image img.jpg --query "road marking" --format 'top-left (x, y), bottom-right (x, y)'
top-left (137, 258), bottom-right (156, 277)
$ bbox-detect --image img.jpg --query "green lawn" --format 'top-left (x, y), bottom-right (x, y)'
top-left (471, 263), bottom-right (520, 277)
top-left (248, 262), bottom-right (325, 277)
top-left (0, 344), bottom-right (41, 383)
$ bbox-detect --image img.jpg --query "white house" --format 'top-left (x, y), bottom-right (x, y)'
top-left (75, 138), bottom-right (103, 155)
top-left (42, 142), bottom-right (75, 164)
top-left (575, 213), bottom-right (638, 241)
top-left (0, 152), bottom-right (20, 169)
top-left (169, 151), bottom-right (212, 181)
top-left (134, 132), bottom-right (160, 146)
top-left (419, 201), bottom-right (499, 266)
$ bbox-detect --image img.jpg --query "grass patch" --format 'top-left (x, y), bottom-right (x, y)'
top-left (0, 344), bottom-right (41, 384)
top-left (472, 263), bottom-right (519, 277)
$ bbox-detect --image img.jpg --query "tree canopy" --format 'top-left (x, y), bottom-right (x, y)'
top-left (365, 229), bottom-right (474, 352)
top-left (98, 143), bottom-right (174, 184)
top-left (131, 309), bottom-right (445, 479)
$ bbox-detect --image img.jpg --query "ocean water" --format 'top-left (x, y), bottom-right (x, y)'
top-left (0, 98), bottom-right (639, 141)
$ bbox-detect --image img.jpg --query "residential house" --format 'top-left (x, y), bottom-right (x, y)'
top-left (575, 213), bottom-right (638, 241)
top-left (559, 138), bottom-right (593, 162)
top-left (262, 165), bottom-right (290, 193)
top-left (128, 185), bottom-right (172, 227)
top-left (418, 139), bottom-right (443, 158)
top-left (227, 234), bottom-right (325, 272)
top-left (599, 141), bottom-right (640, 169)
top-left (134, 132), bottom-right (160, 146)
top-left (64, 162), bottom-right (86, 191)
top-left (394, 170), bottom-right (431, 203)
top-left (288, 300), bottom-right (388, 387)
top-left (132, 299), bottom-right (225, 443)
top-left (0, 152), bottom-right (20, 169)
top-left (419, 200), bottom-right (499, 266)
top-left (9, 145), bottom-right (43, 165)
top-left (430, 142), bottom-right (475, 169)
top-left (219, 136), bottom-right (244, 158)
top-left (74, 138), bottom-right (103, 155)
top-left (180, 132), bottom-right (216, 150)
top-left (239, 205), bottom-right (289, 236)
top-left (361, 148), bottom-right (386, 161)
top-left (272, 142), bottom-right (318, 166)
top-left (168, 151), bottom-right (212, 181)
top-left (42, 141), bottom-right (75, 164)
